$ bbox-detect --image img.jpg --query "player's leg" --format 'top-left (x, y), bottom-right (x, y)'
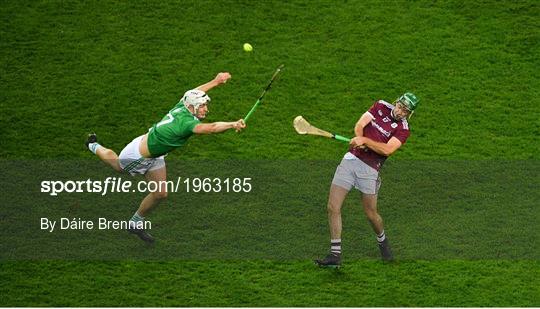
top-left (316, 159), bottom-right (354, 267)
top-left (85, 133), bottom-right (122, 172)
top-left (327, 184), bottom-right (349, 245)
top-left (95, 147), bottom-right (122, 172)
top-left (316, 184), bottom-right (349, 267)
top-left (128, 164), bottom-right (167, 243)
top-left (362, 193), bottom-right (383, 234)
top-left (361, 193), bottom-right (393, 261)
top-left (136, 166), bottom-right (168, 217)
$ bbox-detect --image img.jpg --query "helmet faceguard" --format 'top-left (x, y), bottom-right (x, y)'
top-left (181, 89), bottom-right (211, 118)
top-left (395, 92), bottom-right (419, 119)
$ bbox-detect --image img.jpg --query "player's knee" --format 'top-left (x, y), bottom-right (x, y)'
top-left (327, 202), bottom-right (341, 215)
top-left (365, 208), bottom-right (379, 221)
top-left (153, 190), bottom-right (168, 200)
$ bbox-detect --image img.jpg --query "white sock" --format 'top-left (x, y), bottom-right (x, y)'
top-left (330, 238), bottom-right (342, 256)
top-left (377, 230), bottom-right (386, 243)
top-left (88, 142), bottom-right (102, 154)
top-left (129, 212), bottom-right (144, 228)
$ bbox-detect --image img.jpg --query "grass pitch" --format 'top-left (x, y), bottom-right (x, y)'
top-left (1, 0), bottom-right (539, 307)
top-left (2, 260), bottom-right (538, 307)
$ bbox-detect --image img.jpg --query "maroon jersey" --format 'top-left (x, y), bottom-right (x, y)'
top-left (349, 100), bottom-right (410, 171)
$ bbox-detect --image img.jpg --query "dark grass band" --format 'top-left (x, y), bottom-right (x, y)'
top-left (0, 159), bottom-right (538, 260)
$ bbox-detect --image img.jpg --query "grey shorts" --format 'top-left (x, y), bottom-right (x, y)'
top-left (332, 156), bottom-right (381, 194)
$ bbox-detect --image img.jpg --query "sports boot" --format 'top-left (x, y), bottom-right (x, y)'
top-left (315, 253), bottom-right (341, 268)
top-left (85, 133), bottom-right (98, 148)
top-left (128, 225), bottom-right (155, 244)
top-left (378, 238), bottom-right (394, 261)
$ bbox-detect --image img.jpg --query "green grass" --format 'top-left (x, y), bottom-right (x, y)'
top-left (1, 0), bottom-right (538, 160)
top-left (1, 0), bottom-right (539, 307)
top-left (1, 261), bottom-right (539, 307)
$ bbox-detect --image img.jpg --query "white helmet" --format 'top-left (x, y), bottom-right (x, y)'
top-left (181, 89), bottom-right (211, 116)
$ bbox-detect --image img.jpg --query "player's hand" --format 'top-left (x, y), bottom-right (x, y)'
top-left (350, 136), bottom-right (367, 148)
top-left (214, 72), bottom-right (231, 85)
top-left (233, 119), bottom-right (246, 132)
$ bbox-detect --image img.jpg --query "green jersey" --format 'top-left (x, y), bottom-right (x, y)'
top-left (147, 103), bottom-right (200, 157)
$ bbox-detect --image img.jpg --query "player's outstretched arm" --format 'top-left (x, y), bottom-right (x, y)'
top-left (350, 136), bottom-right (402, 157)
top-left (193, 119), bottom-right (245, 134)
top-left (196, 72), bottom-right (231, 93)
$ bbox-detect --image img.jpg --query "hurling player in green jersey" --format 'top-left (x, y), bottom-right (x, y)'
top-left (85, 72), bottom-right (245, 243)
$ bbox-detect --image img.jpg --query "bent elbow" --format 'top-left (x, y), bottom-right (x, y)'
top-left (384, 147), bottom-right (398, 157)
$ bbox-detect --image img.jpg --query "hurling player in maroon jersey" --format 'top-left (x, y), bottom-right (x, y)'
top-left (316, 93), bottom-right (419, 267)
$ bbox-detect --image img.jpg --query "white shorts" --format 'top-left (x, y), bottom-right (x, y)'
top-left (332, 153), bottom-right (381, 194)
top-left (118, 135), bottom-right (165, 176)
